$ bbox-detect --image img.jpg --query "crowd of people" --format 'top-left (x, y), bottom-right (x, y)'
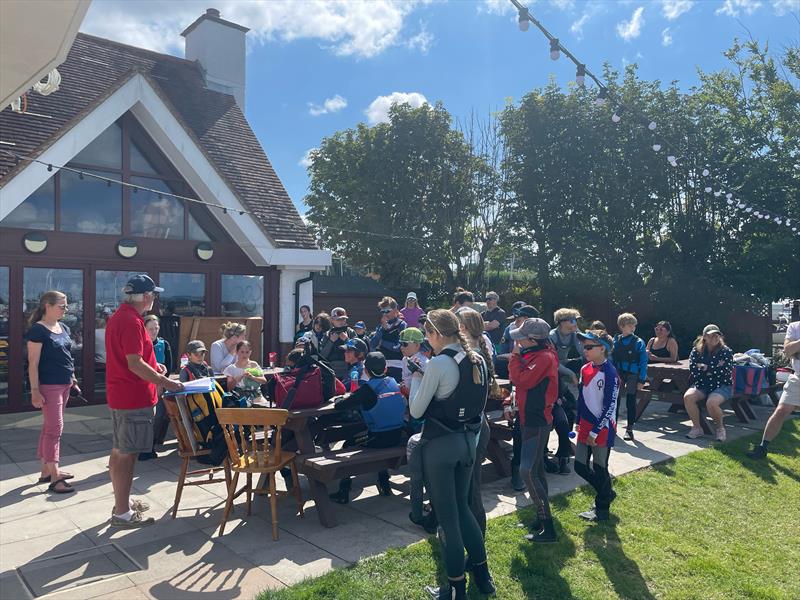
top-left (24, 278), bottom-right (799, 599)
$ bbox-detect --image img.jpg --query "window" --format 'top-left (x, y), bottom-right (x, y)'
top-left (60, 170), bottom-right (122, 234)
top-left (130, 177), bottom-right (184, 240)
top-left (130, 139), bottom-right (158, 175)
top-left (221, 275), bottom-right (263, 317)
top-left (72, 122), bottom-right (121, 169)
top-left (23, 268), bottom-right (84, 398)
top-left (0, 178), bottom-right (55, 230)
top-left (0, 267), bottom-right (8, 406)
top-left (159, 273), bottom-right (205, 316)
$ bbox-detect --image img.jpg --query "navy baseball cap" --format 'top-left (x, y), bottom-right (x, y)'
top-left (344, 338), bottom-right (368, 354)
top-left (124, 274), bottom-right (163, 294)
top-left (507, 301), bottom-right (526, 319)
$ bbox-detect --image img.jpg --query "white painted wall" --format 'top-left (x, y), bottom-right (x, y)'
top-left (279, 268), bottom-right (315, 343)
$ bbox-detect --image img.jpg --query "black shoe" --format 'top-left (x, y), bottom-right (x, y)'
top-left (558, 458), bottom-right (571, 475)
top-left (544, 457), bottom-right (559, 474)
top-left (425, 578), bottom-right (466, 600)
top-left (747, 445), bottom-right (768, 460)
top-left (137, 451), bottom-right (156, 461)
top-left (329, 489), bottom-right (350, 504)
top-left (510, 467), bottom-right (525, 491)
top-left (410, 512), bottom-right (438, 535)
top-left (624, 428), bottom-right (634, 441)
top-left (471, 562), bottom-right (497, 595)
top-left (377, 479), bottom-right (393, 497)
top-left (525, 518), bottom-right (557, 543)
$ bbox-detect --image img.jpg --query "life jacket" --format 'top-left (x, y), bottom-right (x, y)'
top-left (362, 376), bottom-right (407, 433)
top-left (273, 365), bottom-right (325, 410)
top-left (180, 365), bottom-right (229, 466)
top-left (612, 335), bottom-right (641, 370)
top-left (153, 338), bottom-right (166, 365)
top-left (423, 348), bottom-right (488, 440)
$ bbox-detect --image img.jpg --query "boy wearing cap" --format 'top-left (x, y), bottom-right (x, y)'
top-left (574, 329), bottom-right (620, 522)
top-left (180, 340), bottom-right (214, 381)
top-left (370, 297), bottom-right (407, 383)
top-left (508, 317), bottom-right (560, 542)
top-left (400, 327), bottom-right (428, 399)
top-left (329, 352), bottom-right (407, 504)
top-left (401, 292), bottom-right (425, 328)
top-left (611, 313), bottom-right (648, 441)
top-left (342, 338), bottom-right (369, 392)
top-left (353, 321), bottom-right (369, 342)
top-left (319, 307), bottom-right (355, 380)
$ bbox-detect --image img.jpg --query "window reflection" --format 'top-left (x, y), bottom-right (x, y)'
top-left (130, 177), bottom-right (184, 239)
top-left (0, 267), bottom-right (9, 407)
top-left (23, 268), bottom-right (83, 399)
top-left (60, 170), bottom-right (121, 234)
top-left (72, 122), bottom-right (122, 169)
top-left (130, 139), bottom-right (158, 175)
top-left (0, 178), bottom-right (55, 230)
top-left (159, 273), bottom-right (205, 316)
top-left (221, 275), bottom-right (263, 318)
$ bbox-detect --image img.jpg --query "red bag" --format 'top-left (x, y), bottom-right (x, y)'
top-left (273, 366), bottom-right (324, 409)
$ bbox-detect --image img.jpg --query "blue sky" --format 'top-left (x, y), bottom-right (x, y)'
top-left (82, 0), bottom-right (799, 214)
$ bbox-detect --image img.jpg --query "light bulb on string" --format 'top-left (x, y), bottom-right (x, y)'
top-left (576, 64), bottom-right (586, 87)
top-left (648, 121), bottom-right (657, 131)
top-left (652, 144), bottom-right (661, 152)
top-left (550, 38), bottom-right (560, 60)
top-left (726, 193), bottom-right (733, 199)
top-left (726, 198), bottom-right (734, 205)
top-left (777, 219), bottom-right (783, 225)
top-left (737, 202), bottom-right (745, 209)
top-left (518, 9), bottom-right (530, 31)
top-left (704, 186), bottom-right (712, 193)
top-left (595, 88), bottom-right (608, 106)
top-left (667, 155), bottom-right (677, 166)
top-left (702, 169), bottom-right (710, 177)
top-left (612, 108), bottom-right (623, 123)
top-left (745, 207), bottom-right (753, 213)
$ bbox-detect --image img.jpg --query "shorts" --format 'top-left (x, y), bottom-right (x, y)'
top-left (778, 374), bottom-right (800, 407)
top-left (689, 385), bottom-right (733, 401)
top-left (111, 406), bottom-right (155, 454)
top-left (619, 371), bottom-right (640, 396)
top-left (577, 417), bottom-right (615, 446)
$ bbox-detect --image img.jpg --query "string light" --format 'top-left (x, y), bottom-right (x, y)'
top-left (509, 0), bottom-right (797, 236)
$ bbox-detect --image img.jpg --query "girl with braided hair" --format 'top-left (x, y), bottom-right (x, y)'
top-left (410, 309), bottom-right (495, 600)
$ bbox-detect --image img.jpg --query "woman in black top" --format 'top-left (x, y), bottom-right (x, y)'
top-left (294, 305), bottom-right (313, 342)
top-left (26, 291), bottom-right (79, 493)
top-left (646, 321), bottom-right (679, 363)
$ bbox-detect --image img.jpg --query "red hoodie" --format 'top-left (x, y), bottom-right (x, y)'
top-left (509, 344), bottom-right (559, 427)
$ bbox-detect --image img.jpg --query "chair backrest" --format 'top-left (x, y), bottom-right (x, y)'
top-left (215, 407), bottom-right (289, 469)
top-left (163, 397), bottom-right (200, 456)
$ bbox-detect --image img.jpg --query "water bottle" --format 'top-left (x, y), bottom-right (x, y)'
top-left (349, 368), bottom-right (359, 393)
top-left (180, 353), bottom-right (189, 369)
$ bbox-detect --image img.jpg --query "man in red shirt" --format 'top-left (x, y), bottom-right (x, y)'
top-left (509, 317), bottom-right (560, 543)
top-left (106, 275), bottom-right (183, 528)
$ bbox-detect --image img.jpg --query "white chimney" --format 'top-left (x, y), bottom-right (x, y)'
top-left (181, 8), bottom-right (249, 111)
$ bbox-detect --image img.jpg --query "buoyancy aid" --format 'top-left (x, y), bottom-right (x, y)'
top-left (362, 376), bottom-right (406, 433)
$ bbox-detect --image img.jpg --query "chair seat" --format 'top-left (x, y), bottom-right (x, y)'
top-left (230, 451), bottom-right (295, 473)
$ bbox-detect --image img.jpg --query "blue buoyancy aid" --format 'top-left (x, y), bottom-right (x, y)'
top-left (362, 376), bottom-right (406, 433)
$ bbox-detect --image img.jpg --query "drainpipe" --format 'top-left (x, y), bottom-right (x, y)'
top-left (294, 272), bottom-right (314, 329)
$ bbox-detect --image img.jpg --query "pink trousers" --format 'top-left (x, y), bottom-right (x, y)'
top-left (37, 383), bottom-right (70, 464)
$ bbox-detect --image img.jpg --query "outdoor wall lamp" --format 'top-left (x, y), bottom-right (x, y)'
top-left (195, 242), bottom-right (214, 261)
top-left (22, 232), bottom-right (48, 253)
top-left (116, 239), bottom-right (138, 259)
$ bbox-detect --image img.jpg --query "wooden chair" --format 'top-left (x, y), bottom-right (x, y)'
top-left (215, 407), bottom-right (304, 540)
top-left (163, 397), bottom-right (232, 519)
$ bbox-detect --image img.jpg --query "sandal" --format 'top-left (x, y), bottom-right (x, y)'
top-left (48, 478), bottom-right (75, 494)
top-left (38, 472), bottom-right (74, 483)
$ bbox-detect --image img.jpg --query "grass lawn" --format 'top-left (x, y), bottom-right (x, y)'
top-left (258, 421), bottom-right (800, 600)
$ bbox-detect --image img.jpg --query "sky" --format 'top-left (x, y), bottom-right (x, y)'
top-left (81, 0), bottom-right (800, 214)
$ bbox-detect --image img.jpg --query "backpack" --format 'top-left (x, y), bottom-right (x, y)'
top-left (181, 367), bottom-right (230, 466)
top-left (273, 365), bottom-right (326, 410)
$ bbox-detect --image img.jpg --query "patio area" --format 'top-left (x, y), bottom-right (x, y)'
top-left (0, 399), bottom-right (778, 600)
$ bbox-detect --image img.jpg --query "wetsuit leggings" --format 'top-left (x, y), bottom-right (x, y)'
top-left (422, 430), bottom-right (487, 579)
top-left (407, 433), bottom-right (425, 521)
top-left (519, 425), bottom-right (551, 521)
top-left (468, 416), bottom-right (490, 537)
top-left (552, 404), bottom-right (573, 458)
top-left (574, 443), bottom-right (614, 511)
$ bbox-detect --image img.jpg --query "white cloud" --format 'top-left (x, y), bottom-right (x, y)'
top-left (365, 92), bottom-right (428, 125)
top-left (299, 148), bottom-right (317, 168)
top-left (661, 27), bottom-right (673, 46)
top-left (716, 0), bottom-right (763, 17)
top-left (661, 0), bottom-right (694, 19)
top-left (81, 0), bottom-right (432, 59)
top-left (570, 14), bottom-right (591, 40)
top-left (616, 6), bottom-right (645, 41)
top-left (405, 22), bottom-right (433, 54)
top-left (479, 0), bottom-right (515, 16)
top-left (771, 0), bottom-right (798, 15)
top-left (308, 95), bottom-right (348, 117)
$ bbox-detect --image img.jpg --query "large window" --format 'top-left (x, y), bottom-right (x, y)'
top-left (159, 273), bottom-right (205, 316)
top-left (23, 268), bottom-right (84, 398)
top-left (72, 122), bottom-right (121, 169)
top-left (0, 267), bottom-right (8, 407)
top-left (60, 170), bottom-right (122, 234)
top-left (221, 274), bottom-right (263, 318)
top-left (0, 178), bottom-right (55, 230)
top-left (130, 177), bottom-right (184, 240)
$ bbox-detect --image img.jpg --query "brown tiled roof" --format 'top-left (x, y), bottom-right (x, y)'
top-left (0, 33), bottom-right (317, 250)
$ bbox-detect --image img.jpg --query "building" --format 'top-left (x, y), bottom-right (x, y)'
top-left (0, 9), bottom-right (331, 412)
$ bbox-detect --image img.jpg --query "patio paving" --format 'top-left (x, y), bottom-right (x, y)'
top-left (0, 397), bottom-right (779, 599)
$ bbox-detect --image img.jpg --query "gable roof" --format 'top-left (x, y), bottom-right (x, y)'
top-left (0, 33), bottom-right (317, 250)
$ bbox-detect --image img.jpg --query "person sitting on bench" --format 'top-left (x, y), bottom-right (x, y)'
top-left (329, 352), bottom-right (407, 504)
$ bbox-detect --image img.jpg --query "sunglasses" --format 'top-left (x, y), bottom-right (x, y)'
top-left (400, 341), bottom-right (419, 347)
top-left (380, 309), bottom-right (392, 314)
top-left (56, 304), bottom-right (68, 310)
top-left (583, 344), bottom-right (602, 351)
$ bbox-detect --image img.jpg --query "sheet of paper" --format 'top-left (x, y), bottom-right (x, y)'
top-left (164, 376), bottom-right (215, 396)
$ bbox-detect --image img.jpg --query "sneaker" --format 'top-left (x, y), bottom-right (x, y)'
top-left (715, 427), bottom-right (727, 442)
top-left (623, 428), bottom-right (634, 442)
top-left (110, 511), bottom-right (155, 529)
top-left (686, 426), bottom-right (704, 439)
top-left (410, 512), bottom-right (438, 535)
top-left (130, 499), bottom-right (150, 512)
top-left (747, 445), bottom-right (767, 460)
top-left (579, 507), bottom-right (609, 522)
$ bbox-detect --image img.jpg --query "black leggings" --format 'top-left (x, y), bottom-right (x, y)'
top-left (552, 404), bottom-right (573, 457)
top-left (422, 430), bottom-right (487, 579)
top-left (468, 416), bottom-right (490, 537)
top-left (574, 443), bottom-right (614, 510)
top-left (519, 425), bottom-right (551, 521)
